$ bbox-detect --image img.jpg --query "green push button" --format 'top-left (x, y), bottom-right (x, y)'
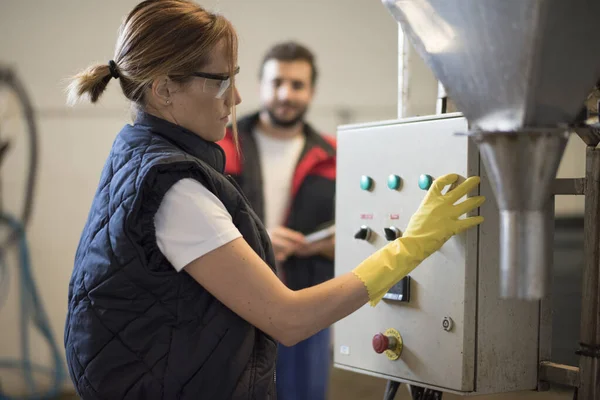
top-left (418, 174), bottom-right (433, 190)
top-left (360, 175), bottom-right (374, 191)
top-left (387, 174), bottom-right (402, 190)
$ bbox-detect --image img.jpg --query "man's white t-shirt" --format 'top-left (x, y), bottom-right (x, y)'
top-left (154, 130), bottom-right (305, 271)
top-left (254, 129), bottom-right (305, 230)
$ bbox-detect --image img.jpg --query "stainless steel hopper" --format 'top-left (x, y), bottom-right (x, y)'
top-left (383, 0), bottom-right (600, 299)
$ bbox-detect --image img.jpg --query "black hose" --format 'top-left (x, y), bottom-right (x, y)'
top-left (0, 65), bottom-right (38, 249)
top-left (409, 385), bottom-right (443, 400)
top-left (383, 380), bottom-right (400, 400)
top-left (0, 65), bottom-right (64, 399)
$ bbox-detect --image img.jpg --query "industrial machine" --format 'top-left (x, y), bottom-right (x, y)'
top-left (334, 0), bottom-right (600, 398)
top-left (335, 113), bottom-right (542, 396)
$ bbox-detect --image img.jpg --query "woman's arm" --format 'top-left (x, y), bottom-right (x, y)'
top-left (155, 177), bottom-right (364, 345)
top-left (184, 237), bottom-right (366, 346)
top-left (183, 173), bottom-right (485, 346)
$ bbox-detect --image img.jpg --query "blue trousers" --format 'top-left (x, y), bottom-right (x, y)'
top-left (276, 328), bottom-right (331, 400)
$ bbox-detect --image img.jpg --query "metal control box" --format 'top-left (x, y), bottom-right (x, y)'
top-left (333, 114), bottom-right (542, 395)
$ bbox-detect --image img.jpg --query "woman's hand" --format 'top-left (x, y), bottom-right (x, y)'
top-left (352, 173), bottom-right (485, 306)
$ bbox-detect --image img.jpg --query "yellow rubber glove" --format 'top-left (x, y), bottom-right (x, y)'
top-left (352, 173), bottom-right (485, 306)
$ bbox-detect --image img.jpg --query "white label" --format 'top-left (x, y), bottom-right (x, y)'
top-left (340, 345), bottom-right (351, 355)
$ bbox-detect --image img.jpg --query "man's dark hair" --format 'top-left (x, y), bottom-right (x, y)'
top-left (259, 41), bottom-right (318, 86)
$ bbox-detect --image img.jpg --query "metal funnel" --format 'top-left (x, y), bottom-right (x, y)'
top-left (383, 0), bottom-right (600, 299)
top-left (472, 130), bottom-right (568, 299)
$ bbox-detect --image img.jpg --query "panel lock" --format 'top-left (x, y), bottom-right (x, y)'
top-left (354, 225), bottom-right (372, 241)
top-left (442, 317), bottom-right (454, 332)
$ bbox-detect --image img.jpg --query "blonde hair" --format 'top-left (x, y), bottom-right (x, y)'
top-left (66, 0), bottom-right (239, 140)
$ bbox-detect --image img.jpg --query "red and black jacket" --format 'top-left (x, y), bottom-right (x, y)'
top-left (218, 112), bottom-right (336, 290)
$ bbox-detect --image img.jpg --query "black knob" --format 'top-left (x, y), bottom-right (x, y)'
top-left (354, 226), bottom-right (372, 241)
top-left (384, 227), bottom-right (401, 241)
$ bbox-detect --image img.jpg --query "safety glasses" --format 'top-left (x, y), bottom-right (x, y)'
top-left (191, 66), bottom-right (240, 99)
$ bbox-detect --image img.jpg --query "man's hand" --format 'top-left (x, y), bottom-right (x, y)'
top-left (268, 226), bottom-right (306, 262)
top-left (295, 234), bottom-right (335, 260)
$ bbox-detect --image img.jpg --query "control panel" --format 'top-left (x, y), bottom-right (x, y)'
top-left (333, 114), bottom-right (541, 396)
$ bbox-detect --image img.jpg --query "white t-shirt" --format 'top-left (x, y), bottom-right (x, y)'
top-left (254, 129), bottom-right (305, 230)
top-left (154, 178), bottom-right (242, 272)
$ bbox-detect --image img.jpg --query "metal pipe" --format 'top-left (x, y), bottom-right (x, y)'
top-left (499, 209), bottom-right (551, 298)
top-left (577, 146), bottom-right (600, 400)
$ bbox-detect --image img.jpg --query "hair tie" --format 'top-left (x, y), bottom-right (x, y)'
top-left (108, 60), bottom-right (120, 79)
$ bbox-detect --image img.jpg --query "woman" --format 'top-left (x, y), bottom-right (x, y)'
top-left (64, 1), bottom-right (485, 399)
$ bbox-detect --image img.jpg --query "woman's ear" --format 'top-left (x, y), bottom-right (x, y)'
top-left (151, 76), bottom-right (174, 106)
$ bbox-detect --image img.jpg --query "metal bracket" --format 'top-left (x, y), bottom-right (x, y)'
top-left (553, 178), bottom-right (586, 195)
top-left (539, 361), bottom-right (580, 388)
top-left (576, 342), bottom-right (600, 358)
top-left (576, 146), bottom-right (600, 400)
top-left (573, 126), bottom-right (600, 147)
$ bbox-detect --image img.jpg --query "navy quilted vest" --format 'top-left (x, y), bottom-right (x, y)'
top-left (64, 112), bottom-right (277, 400)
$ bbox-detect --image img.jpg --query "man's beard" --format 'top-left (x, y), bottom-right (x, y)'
top-left (265, 103), bottom-right (308, 128)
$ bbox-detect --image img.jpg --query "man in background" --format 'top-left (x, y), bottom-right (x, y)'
top-left (219, 41), bottom-right (336, 400)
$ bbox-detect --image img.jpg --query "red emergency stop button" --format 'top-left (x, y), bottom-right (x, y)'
top-left (372, 329), bottom-right (403, 360)
top-left (372, 333), bottom-right (391, 353)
